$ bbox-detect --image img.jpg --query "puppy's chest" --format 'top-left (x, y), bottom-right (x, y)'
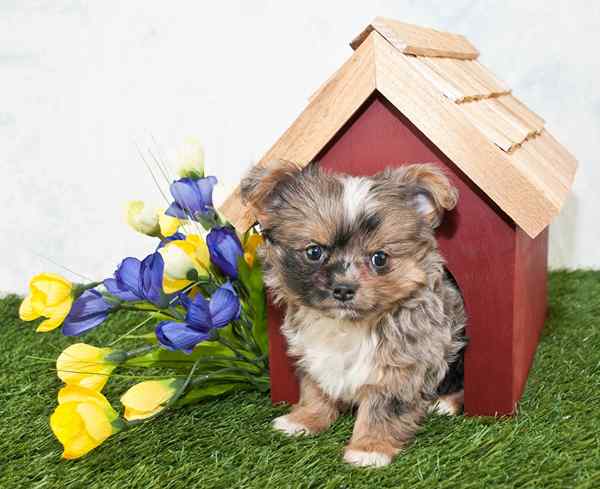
top-left (286, 316), bottom-right (379, 402)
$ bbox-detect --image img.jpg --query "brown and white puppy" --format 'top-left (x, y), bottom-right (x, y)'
top-left (241, 160), bottom-right (467, 468)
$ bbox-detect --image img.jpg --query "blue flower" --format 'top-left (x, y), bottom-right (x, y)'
top-left (155, 322), bottom-right (211, 354)
top-left (104, 257), bottom-right (142, 301)
top-left (139, 252), bottom-right (166, 307)
top-left (157, 231), bottom-right (186, 249)
top-left (103, 252), bottom-right (169, 307)
top-left (206, 227), bottom-right (243, 279)
top-left (62, 290), bottom-right (113, 336)
top-left (165, 176), bottom-right (217, 220)
top-left (155, 282), bottom-right (241, 353)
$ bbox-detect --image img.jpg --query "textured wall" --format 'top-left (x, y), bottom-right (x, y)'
top-left (1, 1), bottom-right (598, 293)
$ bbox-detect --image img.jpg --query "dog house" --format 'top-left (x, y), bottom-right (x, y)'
top-left (219, 17), bottom-right (577, 416)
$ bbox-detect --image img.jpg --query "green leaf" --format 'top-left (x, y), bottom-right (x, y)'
top-left (176, 382), bottom-right (249, 406)
top-left (126, 340), bottom-right (235, 369)
top-left (239, 256), bottom-right (268, 355)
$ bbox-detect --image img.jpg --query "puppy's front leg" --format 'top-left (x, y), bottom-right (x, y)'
top-left (344, 389), bottom-right (425, 468)
top-left (273, 375), bottom-right (339, 436)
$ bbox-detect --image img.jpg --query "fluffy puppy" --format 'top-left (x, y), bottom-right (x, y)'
top-left (241, 160), bottom-right (467, 468)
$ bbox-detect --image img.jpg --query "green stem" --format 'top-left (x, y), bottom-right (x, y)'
top-left (109, 314), bottom-right (156, 346)
top-left (213, 332), bottom-right (256, 364)
top-left (116, 304), bottom-right (178, 320)
top-left (126, 354), bottom-right (263, 374)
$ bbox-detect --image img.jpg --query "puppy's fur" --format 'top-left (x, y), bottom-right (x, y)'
top-left (241, 160), bottom-right (467, 468)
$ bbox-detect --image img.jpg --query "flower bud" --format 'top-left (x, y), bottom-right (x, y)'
top-left (176, 138), bottom-right (205, 179)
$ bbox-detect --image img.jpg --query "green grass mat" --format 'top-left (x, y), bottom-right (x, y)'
top-left (1, 270), bottom-right (599, 488)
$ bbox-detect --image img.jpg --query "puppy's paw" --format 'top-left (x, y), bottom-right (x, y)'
top-left (429, 390), bottom-right (464, 416)
top-left (343, 448), bottom-right (392, 468)
top-left (272, 415), bottom-right (312, 436)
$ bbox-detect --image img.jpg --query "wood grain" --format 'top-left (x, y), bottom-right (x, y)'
top-left (458, 97), bottom-right (541, 152)
top-left (219, 29), bottom-right (577, 240)
top-left (372, 32), bottom-right (562, 238)
top-left (351, 17), bottom-right (479, 60)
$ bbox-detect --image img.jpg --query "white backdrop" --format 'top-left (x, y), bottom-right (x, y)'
top-left (1, 1), bottom-right (599, 294)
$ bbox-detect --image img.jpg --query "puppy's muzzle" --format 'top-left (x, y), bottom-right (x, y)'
top-left (332, 283), bottom-right (358, 302)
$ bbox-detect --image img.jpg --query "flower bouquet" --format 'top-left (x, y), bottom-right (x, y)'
top-left (19, 141), bottom-right (268, 459)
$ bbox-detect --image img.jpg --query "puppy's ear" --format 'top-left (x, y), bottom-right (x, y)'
top-left (383, 164), bottom-right (458, 228)
top-left (240, 158), bottom-right (303, 227)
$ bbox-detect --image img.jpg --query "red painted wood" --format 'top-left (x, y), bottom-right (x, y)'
top-left (512, 227), bottom-right (548, 403)
top-left (267, 295), bottom-right (299, 404)
top-left (267, 94), bottom-right (547, 415)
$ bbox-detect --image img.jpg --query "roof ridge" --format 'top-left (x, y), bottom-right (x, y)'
top-left (351, 17), bottom-right (479, 60)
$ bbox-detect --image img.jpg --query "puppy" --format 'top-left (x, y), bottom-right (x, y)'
top-left (241, 160), bottom-right (467, 468)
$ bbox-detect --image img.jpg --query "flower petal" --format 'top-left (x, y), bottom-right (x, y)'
top-left (186, 293), bottom-right (212, 328)
top-left (56, 343), bottom-right (114, 392)
top-left (61, 291), bottom-right (111, 336)
top-left (158, 211), bottom-right (180, 237)
top-left (30, 273), bottom-right (72, 306)
top-left (157, 232), bottom-right (186, 249)
top-left (195, 176), bottom-right (217, 210)
top-left (126, 200), bottom-right (161, 237)
top-left (67, 290), bottom-right (111, 317)
top-left (244, 233), bottom-right (263, 267)
top-left (19, 295), bottom-right (41, 321)
top-left (164, 202), bottom-right (188, 220)
top-left (159, 242), bottom-right (196, 280)
top-left (140, 253), bottom-right (166, 306)
top-left (76, 402), bottom-right (114, 442)
top-left (114, 257), bottom-right (143, 297)
top-left (169, 178), bottom-right (206, 218)
top-left (155, 321), bottom-right (210, 353)
top-left (58, 385), bottom-right (115, 413)
top-left (36, 298), bottom-right (73, 332)
top-left (176, 138), bottom-right (205, 177)
top-left (50, 402), bottom-right (88, 446)
top-left (206, 227), bottom-right (243, 279)
top-left (209, 283), bottom-right (241, 328)
top-left (61, 312), bottom-right (109, 336)
top-left (120, 378), bottom-right (179, 421)
top-left (103, 278), bottom-right (139, 301)
top-left (162, 275), bottom-right (192, 295)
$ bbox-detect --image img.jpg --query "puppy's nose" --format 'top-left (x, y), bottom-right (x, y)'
top-left (332, 283), bottom-right (358, 302)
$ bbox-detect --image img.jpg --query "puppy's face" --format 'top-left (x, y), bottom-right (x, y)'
top-left (241, 161), bottom-right (457, 320)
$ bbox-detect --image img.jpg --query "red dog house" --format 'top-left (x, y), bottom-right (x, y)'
top-left (220, 18), bottom-right (577, 416)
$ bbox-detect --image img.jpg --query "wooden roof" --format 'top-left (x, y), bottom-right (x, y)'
top-left (220, 17), bottom-right (577, 238)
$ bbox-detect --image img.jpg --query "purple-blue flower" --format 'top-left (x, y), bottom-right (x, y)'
top-left (165, 176), bottom-right (217, 220)
top-left (157, 231), bottom-right (186, 249)
top-left (207, 227), bottom-right (243, 279)
top-left (155, 282), bottom-right (241, 353)
top-left (155, 322), bottom-right (212, 354)
top-left (62, 290), bottom-right (113, 336)
top-left (104, 257), bottom-right (142, 301)
top-left (139, 252), bottom-right (166, 307)
top-left (103, 252), bottom-right (168, 307)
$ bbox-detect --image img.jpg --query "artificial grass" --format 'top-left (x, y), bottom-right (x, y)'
top-left (1, 270), bottom-right (599, 489)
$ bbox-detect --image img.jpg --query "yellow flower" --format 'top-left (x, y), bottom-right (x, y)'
top-left (56, 343), bottom-right (117, 392)
top-left (126, 200), bottom-right (161, 237)
top-left (50, 385), bottom-right (122, 460)
top-left (176, 137), bottom-right (205, 178)
top-left (158, 234), bottom-right (210, 293)
top-left (244, 234), bottom-right (263, 268)
top-left (19, 273), bottom-right (73, 332)
top-left (120, 378), bottom-right (182, 421)
top-left (158, 209), bottom-right (180, 237)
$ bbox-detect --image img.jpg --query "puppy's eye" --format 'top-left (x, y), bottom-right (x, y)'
top-left (371, 251), bottom-right (388, 269)
top-left (305, 245), bottom-right (323, 262)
